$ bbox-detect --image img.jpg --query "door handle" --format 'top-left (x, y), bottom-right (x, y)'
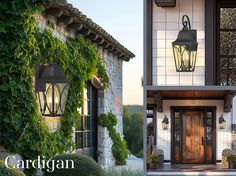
top-left (201, 137), bottom-right (204, 145)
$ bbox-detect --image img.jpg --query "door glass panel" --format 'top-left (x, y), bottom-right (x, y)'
top-left (75, 84), bottom-right (97, 159)
top-left (147, 118), bottom-right (154, 137)
top-left (206, 111), bottom-right (213, 143)
top-left (173, 110), bottom-right (181, 164)
top-left (174, 111), bottom-right (180, 145)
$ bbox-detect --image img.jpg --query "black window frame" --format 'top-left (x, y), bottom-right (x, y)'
top-left (75, 82), bottom-right (98, 160)
top-left (206, 0), bottom-right (236, 85)
top-left (217, 3), bottom-right (236, 85)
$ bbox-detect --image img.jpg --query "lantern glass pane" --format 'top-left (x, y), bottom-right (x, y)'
top-left (173, 44), bottom-right (197, 72)
top-left (45, 83), bottom-right (53, 114)
top-left (37, 91), bottom-right (46, 114)
top-left (54, 84), bottom-right (61, 114)
top-left (162, 122), bottom-right (168, 130)
top-left (83, 87), bottom-right (90, 116)
top-left (219, 121), bottom-right (226, 129)
top-left (59, 83), bottom-right (69, 114)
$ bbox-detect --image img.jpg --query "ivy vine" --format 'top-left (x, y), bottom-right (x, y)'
top-left (0, 0), bottom-right (109, 175)
top-left (98, 112), bottom-right (128, 165)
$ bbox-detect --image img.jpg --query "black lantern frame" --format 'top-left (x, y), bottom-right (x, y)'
top-left (162, 115), bottom-right (169, 130)
top-left (35, 62), bottom-right (70, 117)
top-left (172, 15), bottom-right (198, 72)
top-left (219, 115), bottom-right (226, 129)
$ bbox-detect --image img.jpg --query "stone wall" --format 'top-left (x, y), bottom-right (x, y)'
top-left (0, 14), bottom-right (125, 167)
top-left (36, 14), bottom-right (124, 166)
top-left (97, 48), bottom-right (123, 166)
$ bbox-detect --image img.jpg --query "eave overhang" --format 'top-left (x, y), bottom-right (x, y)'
top-left (147, 86), bottom-right (236, 113)
top-left (42, 0), bottom-right (135, 61)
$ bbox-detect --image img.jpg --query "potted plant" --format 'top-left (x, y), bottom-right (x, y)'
top-left (227, 154), bottom-right (236, 169)
top-left (151, 148), bottom-right (164, 169)
top-left (147, 154), bottom-right (153, 170)
top-left (222, 148), bottom-right (232, 168)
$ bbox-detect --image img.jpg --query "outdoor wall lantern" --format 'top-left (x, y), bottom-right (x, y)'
top-left (162, 115), bottom-right (169, 130)
top-left (172, 15), bottom-right (198, 72)
top-left (219, 115), bottom-right (226, 129)
top-left (35, 62), bottom-right (70, 117)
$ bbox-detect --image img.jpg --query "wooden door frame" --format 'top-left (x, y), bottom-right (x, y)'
top-left (171, 106), bottom-right (216, 164)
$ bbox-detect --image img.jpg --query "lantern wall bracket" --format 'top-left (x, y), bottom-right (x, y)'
top-left (154, 0), bottom-right (176, 7)
top-left (182, 15), bottom-right (191, 30)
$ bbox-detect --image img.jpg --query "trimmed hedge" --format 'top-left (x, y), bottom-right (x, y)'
top-left (0, 160), bottom-right (26, 176)
top-left (43, 153), bottom-right (105, 176)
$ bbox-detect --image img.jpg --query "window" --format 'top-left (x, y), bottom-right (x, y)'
top-left (146, 106), bottom-right (156, 154)
top-left (218, 7), bottom-right (236, 85)
top-left (75, 83), bottom-right (98, 160)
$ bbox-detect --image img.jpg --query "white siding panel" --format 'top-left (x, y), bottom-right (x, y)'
top-left (152, 0), bottom-right (205, 86)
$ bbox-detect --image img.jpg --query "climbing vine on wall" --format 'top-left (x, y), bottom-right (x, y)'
top-left (0, 0), bottom-right (109, 175)
top-left (98, 112), bottom-right (128, 165)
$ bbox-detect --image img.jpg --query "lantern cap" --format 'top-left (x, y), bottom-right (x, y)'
top-left (172, 15), bottom-right (198, 51)
top-left (219, 115), bottom-right (226, 123)
top-left (172, 30), bottom-right (198, 51)
top-left (162, 115), bottom-right (169, 124)
top-left (38, 62), bottom-right (69, 83)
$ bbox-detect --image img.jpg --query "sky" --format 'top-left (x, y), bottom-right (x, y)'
top-left (67, 0), bottom-right (143, 105)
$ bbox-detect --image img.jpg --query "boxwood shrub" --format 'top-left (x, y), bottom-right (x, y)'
top-left (0, 160), bottom-right (26, 176)
top-left (43, 153), bottom-right (105, 176)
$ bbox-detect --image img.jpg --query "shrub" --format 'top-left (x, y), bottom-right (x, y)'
top-left (43, 153), bottom-right (105, 176)
top-left (146, 154), bottom-right (152, 166)
top-left (0, 160), bottom-right (26, 176)
top-left (222, 148), bottom-right (233, 157)
top-left (227, 154), bottom-right (236, 163)
top-left (152, 148), bottom-right (164, 156)
top-left (151, 154), bottom-right (162, 163)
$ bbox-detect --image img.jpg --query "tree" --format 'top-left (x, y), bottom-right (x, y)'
top-left (123, 106), bottom-right (143, 157)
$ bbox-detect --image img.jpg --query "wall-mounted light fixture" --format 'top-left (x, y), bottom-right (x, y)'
top-left (219, 115), bottom-right (226, 129)
top-left (172, 15), bottom-right (198, 72)
top-left (35, 62), bottom-right (70, 117)
top-left (162, 115), bottom-right (169, 130)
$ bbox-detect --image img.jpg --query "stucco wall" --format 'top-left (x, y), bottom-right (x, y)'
top-left (154, 100), bottom-right (231, 161)
top-left (152, 0), bottom-right (205, 86)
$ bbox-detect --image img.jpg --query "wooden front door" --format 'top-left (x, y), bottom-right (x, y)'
top-left (182, 111), bottom-right (205, 164)
top-left (172, 107), bottom-right (216, 164)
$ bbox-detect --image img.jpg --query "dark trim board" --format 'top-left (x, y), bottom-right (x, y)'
top-left (146, 0), bottom-right (152, 85)
top-left (146, 85), bottom-right (236, 91)
top-left (205, 0), bottom-right (217, 85)
top-left (171, 106), bottom-right (216, 164)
